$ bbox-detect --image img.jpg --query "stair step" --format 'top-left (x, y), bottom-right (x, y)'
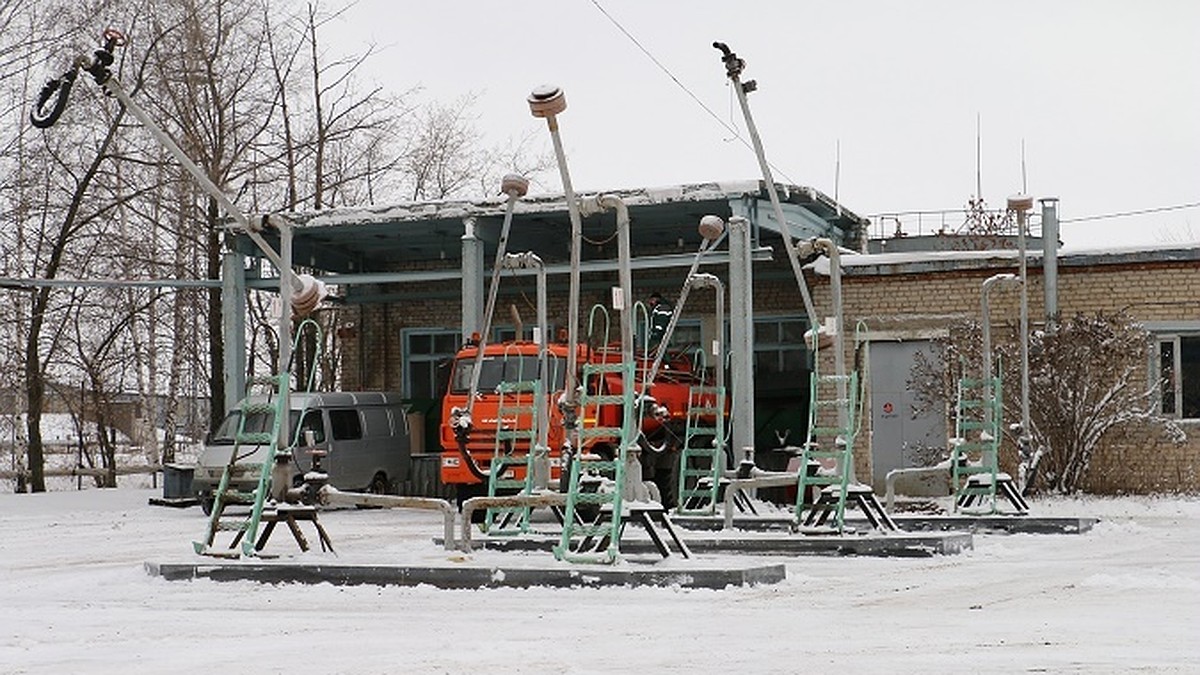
top-left (582, 394), bottom-right (626, 406)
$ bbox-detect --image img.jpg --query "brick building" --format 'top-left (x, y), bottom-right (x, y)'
top-left (227, 181), bottom-right (1199, 495)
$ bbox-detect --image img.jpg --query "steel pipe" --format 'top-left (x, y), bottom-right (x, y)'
top-left (458, 493), bottom-right (569, 552)
top-left (318, 487), bottom-right (457, 551)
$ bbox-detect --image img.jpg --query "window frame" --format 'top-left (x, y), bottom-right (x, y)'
top-left (402, 328), bottom-right (461, 400)
top-left (1149, 322), bottom-right (1200, 421)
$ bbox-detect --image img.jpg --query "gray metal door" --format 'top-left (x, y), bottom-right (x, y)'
top-left (868, 340), bottom-right (945, 492)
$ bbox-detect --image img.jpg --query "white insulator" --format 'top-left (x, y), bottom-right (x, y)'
top-left (699, 215), bottom-right (725, 240)
top-left (291, 273), bottom-right (326, 317)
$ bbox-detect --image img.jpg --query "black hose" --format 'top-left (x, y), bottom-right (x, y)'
top-left (30, 68), bottom-right (78, 129)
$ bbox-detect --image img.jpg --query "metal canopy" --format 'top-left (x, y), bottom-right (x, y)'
top-left (232, 180), bottom-right (866, 280)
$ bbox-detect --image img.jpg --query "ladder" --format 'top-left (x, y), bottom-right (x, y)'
top-left (675, 384), bottom-right (727, 515)
top-left (554, 361), bottom-right (634, 564)
top-left (951, 374), bottom-right (1003, 514)
top-left (795, 370), bottom-right (858, 532)
top-left (484, 378), bottom-right (541, 535)
top-left (193, 372), bottom-right (291, 558)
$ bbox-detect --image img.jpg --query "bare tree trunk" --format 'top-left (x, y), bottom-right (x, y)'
top-left (24, 106), bottom-right (127, 492)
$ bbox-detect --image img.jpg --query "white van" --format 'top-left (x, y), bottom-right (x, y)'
top-left (193, 391), bottom-right (410, 514)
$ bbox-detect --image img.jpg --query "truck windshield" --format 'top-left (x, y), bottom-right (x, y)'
top-left (450, 354), bottom-right (566, 394)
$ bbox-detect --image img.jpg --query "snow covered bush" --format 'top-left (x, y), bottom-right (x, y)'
top-left (910, 311), bottom-right (1185, 495)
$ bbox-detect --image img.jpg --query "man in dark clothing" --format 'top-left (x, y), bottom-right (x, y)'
top-left (647, 292), bottom-right (674, 350)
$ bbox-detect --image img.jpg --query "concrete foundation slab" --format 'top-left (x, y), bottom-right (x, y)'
top-left (672, 514), bottom-right (1097, 535)
top-left (880, 515), bottom-right (1098, 535)
top-left (144, 560), bottom-right (786, 589)
top-left (471, 531), bottom-right (973, 557)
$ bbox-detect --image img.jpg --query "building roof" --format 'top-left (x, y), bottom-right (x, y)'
top-left (809, 239), bottom-right (1200, 277)
top-left (235, 180), bottom-right (867, 277)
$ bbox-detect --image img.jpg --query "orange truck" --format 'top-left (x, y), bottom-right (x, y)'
top-left (439, 338), bottom-right (723, 506)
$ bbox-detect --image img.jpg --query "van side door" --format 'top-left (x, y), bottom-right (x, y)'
top-left (325, 407), bottom-right (370, 491)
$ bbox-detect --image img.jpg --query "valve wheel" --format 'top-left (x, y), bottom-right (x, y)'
top-left (102, 28), bottom-right (127, 46)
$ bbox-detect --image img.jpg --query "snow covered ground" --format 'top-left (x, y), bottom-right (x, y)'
top-left (1, 486), bottom-right (1197, 674)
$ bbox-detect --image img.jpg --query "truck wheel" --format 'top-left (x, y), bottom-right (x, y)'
top-left (455, 482), bottom-right (488, 523)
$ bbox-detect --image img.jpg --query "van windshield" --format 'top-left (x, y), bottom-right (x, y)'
top-left (209, 409), bottom-right (323, 445)
top-left (450, 354), bottom-right (566, 394)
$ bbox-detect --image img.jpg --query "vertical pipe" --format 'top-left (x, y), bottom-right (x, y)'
top-left (981, 274), bottom-right (1020, 439)
top-left (465, 191), bottom-right (522, 416)
top-left (728, 216), bottom-right (756, 464)
top-left (460, 216), bottom-right (484, 341)
top-left (279, 223), bottom-right (293, 378)
top-left (534, 256), bottom-right (550, 489)
top-left (1040, 198), bottom-right (1060, 327)
top-left (1008, 195), bottom-right (1034, 477)
top-left (221, 251), bottom-right (247, 416)
top-left (598, 196), bottom-right (634, 367)
top-left (817, 240), bottom-right (847, 427)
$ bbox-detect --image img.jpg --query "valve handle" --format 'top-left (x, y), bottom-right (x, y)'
top-left (101, 28), bottom-right (127, 49)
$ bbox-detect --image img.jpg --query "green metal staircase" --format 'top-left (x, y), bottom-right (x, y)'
top-left (795, 369), bottom-right (858, 532)
top-left (675, 384), bottom-right (727, 515)
top-left (484, 378), bottom-right (542, 535)
top-left (193, 372), bottom-right (291, 558)
top-left (950, 373), bottom-right (1003, 514)
top-left (554, 361), bottom-right (635, 564)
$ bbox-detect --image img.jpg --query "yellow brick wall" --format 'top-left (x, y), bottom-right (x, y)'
top-left (814, 258), bottom-right (1200, 494)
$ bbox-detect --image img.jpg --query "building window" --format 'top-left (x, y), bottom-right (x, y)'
top-left (404, 329), bottom-right (460, 401)
top-left (753, 316), bottom-right (810, 392)
top-left (492, 324), bottom-right (556, 344)
top-left (1157, 335), bottom-right (1200, 419)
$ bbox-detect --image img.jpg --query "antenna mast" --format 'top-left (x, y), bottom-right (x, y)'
top-left (976, 113), bottom-right (983, 200)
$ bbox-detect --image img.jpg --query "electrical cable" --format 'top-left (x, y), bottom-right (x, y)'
top-left (587, 0), bottom-right (799, 185)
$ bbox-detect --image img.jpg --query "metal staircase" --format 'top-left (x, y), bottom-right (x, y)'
top-left (554, 361), bottom-right (635, 564)
top-left (795, 369), bottom-right (858, 532)
top-left (194, 319), bottom-right (323, 557)
top-left (193, 372), bottom-right (291, 558)
top-left (484, 378), bottom-right (542, 535)
top-left (951, 372), bottom-right (1019, 514)
top-left (675, 384), bottom-right (727, 515)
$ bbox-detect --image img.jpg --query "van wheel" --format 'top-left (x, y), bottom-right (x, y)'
top-left (367, 472), bottom-right (389, 495)
top-left (355, 473), bottom-right (389, 509)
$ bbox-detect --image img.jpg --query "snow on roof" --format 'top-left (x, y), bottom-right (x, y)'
top-left (809, 240), bottom-right (1200, 276)
top-left (286, 180), bottom-right (821, 229)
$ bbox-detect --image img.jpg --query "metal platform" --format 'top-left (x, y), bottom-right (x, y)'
top-left (672, 514), bottom-right (1097, 535)
top-left (467, 530), bottom-right (973, 558)
top-left (144, 560), bottom-right (786, 590)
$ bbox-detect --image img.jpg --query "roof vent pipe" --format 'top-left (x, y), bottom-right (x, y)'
top-left (1040, 198), bottom-right (1060, 328)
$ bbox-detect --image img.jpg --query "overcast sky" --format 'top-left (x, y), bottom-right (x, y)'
top-left (326, 0), bottom-right (1199, 251)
